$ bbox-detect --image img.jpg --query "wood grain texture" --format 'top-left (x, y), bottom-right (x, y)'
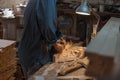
top-left (29, 58), bottom-right (90, 80)
top-left (0, 39), bottom-right (16, 80)
top-left (85, 17), bottom-right (120, 80)
top-left (0, 39), bottom-right (15, 48)
top-left (86, 17), bottom-right (120, 57)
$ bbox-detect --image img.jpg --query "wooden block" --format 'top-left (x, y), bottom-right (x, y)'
top-left (86, 17), bottom-right (120, 57)
top-left (0, 39), bottom-right (15, 49)
top-left (85, 53), bottom-right (114, 79)
top-left (0, 39), bottom-right (17, 80)
top-left (85, 17), bottom-right (120, 80)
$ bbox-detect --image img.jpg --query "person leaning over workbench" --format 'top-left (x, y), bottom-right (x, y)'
top-left (18, 0), bottom-right (64, 79)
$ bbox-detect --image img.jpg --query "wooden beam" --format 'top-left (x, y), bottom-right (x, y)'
top-left (86, 17), bottom-right (120, 57)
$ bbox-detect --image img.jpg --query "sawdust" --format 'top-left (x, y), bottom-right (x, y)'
top-left (54, 42), bottom-right (86, 63)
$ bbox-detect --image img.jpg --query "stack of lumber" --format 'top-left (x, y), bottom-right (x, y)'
top-left (0, 39), bottom-right (17, 80)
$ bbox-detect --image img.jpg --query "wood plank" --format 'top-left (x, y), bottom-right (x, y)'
top-left (85, 17), bottom-right (120, 80)
top-left (0, 39), bottom-right (15, 49)
top-left (86, 17), bottom-right (120, 57)
top-left (0, 39), bottom-right (16, 80)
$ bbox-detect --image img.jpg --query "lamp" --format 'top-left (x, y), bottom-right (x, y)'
top-left (76, 0), bottom-right (100, 44)
top-left (76, 0), bottom-right (90, 15)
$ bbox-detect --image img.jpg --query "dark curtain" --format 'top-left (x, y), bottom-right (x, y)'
top-left (18, 0), bottom-right (62, 78)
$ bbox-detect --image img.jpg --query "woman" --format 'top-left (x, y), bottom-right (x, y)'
top-left (18, 0), bottom-right (62, 79)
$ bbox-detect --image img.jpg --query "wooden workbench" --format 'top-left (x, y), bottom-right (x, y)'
top-left (28, 57), bottom-right (95, 80)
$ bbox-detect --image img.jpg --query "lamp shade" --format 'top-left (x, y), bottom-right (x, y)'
top-left (76, 0), bottom-right (90, 15)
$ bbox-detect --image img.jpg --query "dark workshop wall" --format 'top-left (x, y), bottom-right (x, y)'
top-left (64, 0), bottom-right (120, 4)
top-left (0, 0), bottom-right (119, 8)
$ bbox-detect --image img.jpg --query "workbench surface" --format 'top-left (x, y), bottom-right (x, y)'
top-left (28, 57), bottom-right (94, 80)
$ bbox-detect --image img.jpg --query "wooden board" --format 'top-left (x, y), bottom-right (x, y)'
top-left (0, 39), bottom-right (15, 48)
top-left (86, 17), bottom-right (120, 57)
top-left (85, 17), bottom-right (120, 80)
top-left (0, 39), bottom-right (16, 80)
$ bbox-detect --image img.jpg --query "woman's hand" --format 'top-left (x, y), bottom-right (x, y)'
top-left (53, 38), bottom-right (66, 53)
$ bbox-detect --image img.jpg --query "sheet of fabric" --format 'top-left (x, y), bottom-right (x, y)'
top-left (18, 0), bottom-right (62, 78)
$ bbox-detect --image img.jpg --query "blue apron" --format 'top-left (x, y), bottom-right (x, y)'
top-left (18, 0), bottom-right (62, 78)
